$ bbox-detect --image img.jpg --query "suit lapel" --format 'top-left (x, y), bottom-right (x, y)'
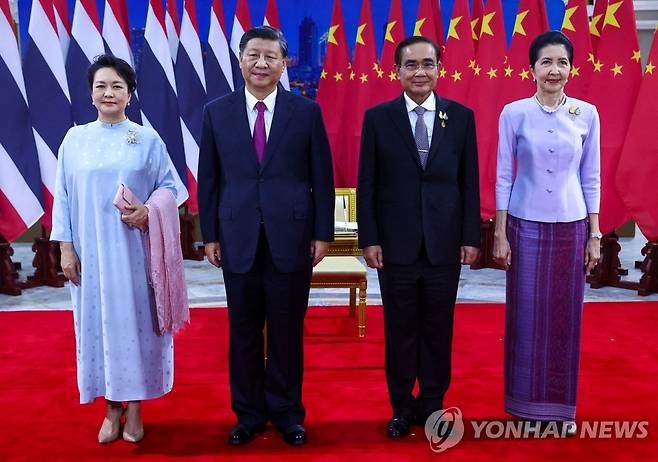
top-left (388, 94), bottom-right (423, 170)
top-left (260, 87), bottom-right (294, 172)
top-left (426, 93), bottom-right (449, 170)
top-left (232, 88), bottom-right (261, 171)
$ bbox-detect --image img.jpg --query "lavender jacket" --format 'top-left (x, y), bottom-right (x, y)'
top-left (495, 96), bottom-right (600, 222)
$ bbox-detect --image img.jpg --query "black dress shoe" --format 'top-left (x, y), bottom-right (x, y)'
top-left (227, 423), bottom-right (266, 445)
top-left (387, 416), bottom-right (411, 438)
top-left (282, 424), bottom-right (307, 446)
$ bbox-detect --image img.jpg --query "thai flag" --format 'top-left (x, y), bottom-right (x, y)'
top-left (22, 0), bottom-right (73, 231)
top-left (138, 0), bottom-right (189, 205)
top-left (0, 0), bottom-right (44, 241)
top-left (175, 0), bottom-right (206, 214)
top-left (263, 0), bottom-right (289, 90)
top-left (52, 0), bottom-right (70, 59)
top-left (229, 0), bottom-right (252, 89)
top-left (66, 0), bottom-right (105, 125)
top-left (102, 0), bottom-right (141, 123)
top-left (205, 0), bottom-right (233, 101)
top-left (165, 0), bottom-right (180, 64)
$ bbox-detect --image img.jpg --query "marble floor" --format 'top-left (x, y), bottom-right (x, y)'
top-left (1, 227), bottom-right (656, 311)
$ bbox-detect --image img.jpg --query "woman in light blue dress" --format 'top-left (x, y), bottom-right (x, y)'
top-left (51, 55), bottom-right (179, 444)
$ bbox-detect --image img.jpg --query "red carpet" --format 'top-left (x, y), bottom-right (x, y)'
top-left (1, 302), bottom-right (657, 461)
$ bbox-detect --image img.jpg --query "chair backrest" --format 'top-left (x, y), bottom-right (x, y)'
top-left (335, 188), bottom-right (357, 233)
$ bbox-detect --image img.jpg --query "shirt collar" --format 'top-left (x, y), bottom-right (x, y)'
top-left (245, 86), bottom-right (278, 112)
top-left (404, 92), bottom-right (436, 113)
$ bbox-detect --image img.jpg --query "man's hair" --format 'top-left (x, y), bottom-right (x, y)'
top-left (87, 54), bottom-right (137, 94)
top-left (394, 36), bottom-right (441, 66)
top-left (529, 30), bottom-right (574, 67)
top-left (239, 26), bottom-right (288, 58)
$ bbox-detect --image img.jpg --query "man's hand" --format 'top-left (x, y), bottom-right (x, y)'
top-left (363, 245), bottom-right (384, 269)
top-left (60, 242), bottom-right (81, 286)
top-left (460, 246), bottom-right (480, 265)
top-left (205, 242), bottom-right (222, 268)
top-left (310, 240), bottom-right (330, 267)
top-left (121, 204), bottom-right (149, 231)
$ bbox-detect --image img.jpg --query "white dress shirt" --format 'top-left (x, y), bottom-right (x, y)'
top-left (404, 92), bottom-right (436, 145)
top-left (245, 86), bottom-right (277, 140)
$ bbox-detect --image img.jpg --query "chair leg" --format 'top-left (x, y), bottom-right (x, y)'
top-left (358, 284), bottom-right (367, 338)
top-left (349, 288), bottom-right (356, 317)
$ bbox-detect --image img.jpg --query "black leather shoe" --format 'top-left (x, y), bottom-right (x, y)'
top-left (227, 423), bottom-right (266, 446)
top-left (387, 416), bottom-right (410, 438)
top-left (282, 424), bottom-right (307, 446)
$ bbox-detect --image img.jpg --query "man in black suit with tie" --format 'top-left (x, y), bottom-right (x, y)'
top-left (198, 26), bottom-right (334, 446)
top-left (357, 36), bottom-right (480, 438)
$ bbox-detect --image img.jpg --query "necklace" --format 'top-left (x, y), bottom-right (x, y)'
top-left (534, 93), bottom-right (566, 114)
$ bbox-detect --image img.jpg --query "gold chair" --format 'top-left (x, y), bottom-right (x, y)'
top-left (311, 188), bottom-right (367, 337)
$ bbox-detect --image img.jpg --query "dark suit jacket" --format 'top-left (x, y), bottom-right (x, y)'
top-left (357, 93), bottom-right (480, 265)
top-left (197, 87), bottom-right (335, 273)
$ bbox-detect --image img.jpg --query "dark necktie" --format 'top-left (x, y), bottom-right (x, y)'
top-left (253, 101), bottom-right (267, 164)
top-left (413, 106), bottom-right (429, 169)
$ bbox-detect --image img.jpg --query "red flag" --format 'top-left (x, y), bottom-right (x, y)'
top-left (497, 0), bottom-right (548, 107)
top-left (590, 0), bottom-right (608, 53)
top-left (586, 0), bottom-right (642, 233)
top-left (616, 35), bottom-right (658, 240)
top-left (316, 0), bottom-right (350, 187)
top-left (414, 0), bottom-right (444, 47)
top-left (470, 0), bottom-right (484, 54)
top-left (466, 0), bottom-right (506, 220)
top-left (561, 0), bottom-right (594, 99)
top-left (378, 0), bottom-right (404, 100)
top-left (438, 0), bottom-right (473, 104)
top-left (339, 0), bottom-right (380, 187)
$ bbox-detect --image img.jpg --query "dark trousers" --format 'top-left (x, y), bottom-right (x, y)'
top-left (222, 228), bottom-right (312, 430)
top-left (377, 249), bottom-right (461, 419)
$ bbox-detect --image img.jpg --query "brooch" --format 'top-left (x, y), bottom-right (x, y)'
top-left (438, 111), bottom-right (448, 128)
top-left (568, 106), bottom-right (581, 117)
top-left (125, 129), bottom-right (139, 145)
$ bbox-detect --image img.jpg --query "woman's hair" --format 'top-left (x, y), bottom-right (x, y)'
top-left (87, 54), bottom-right (137, 93)
top-left (528, 31), bottom-right (574, 67)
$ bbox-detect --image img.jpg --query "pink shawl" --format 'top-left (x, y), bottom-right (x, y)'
top-left (145, 188), bottom-right (189, 335)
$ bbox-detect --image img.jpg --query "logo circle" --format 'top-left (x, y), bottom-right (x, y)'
top-left (424, 407), bottom-right (465, 453)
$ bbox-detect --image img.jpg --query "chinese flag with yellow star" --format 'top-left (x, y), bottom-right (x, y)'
top-left (471, 0), bottom-right (484, 54)
top-left (561, 0), bottom-right (594, 99)
top-left (439, 0), bottom-right (474, 104)
top-left (586, 0), bottom-right (641, 233)
top-left (616, 34), bottom-right (658, 240)
top-left (465, 0), bottom-right (506, 220)
top-left (497, 0), bottom-right (548, 107)
top-left (340, 0), bottom-right (380, 186)
top-left (378, 0), bottom-right (404, 100)
top-left (316, 0), bottom-right (350, 186)
top-left (590, 0), bottom-right (608, 53)
top-left (414, 0), bottom-right (444, 47)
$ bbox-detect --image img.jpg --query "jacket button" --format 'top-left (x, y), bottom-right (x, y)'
top-left (548, 148), bottom-right (555, 153)
top-left (548, 129), bottom-right (554, 133)
top-left (546, 188), bottom-right (553, 193)
top-left (547, 168), bottom-right (553, 173)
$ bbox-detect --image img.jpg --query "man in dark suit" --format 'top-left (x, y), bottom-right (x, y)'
top-left (357, 36), bottom-right (480, 438)
top-left (197, 26), bottom-right (334, 446)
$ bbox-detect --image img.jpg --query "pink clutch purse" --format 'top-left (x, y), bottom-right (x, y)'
top-left (113, 184), bottom-right (142, 215)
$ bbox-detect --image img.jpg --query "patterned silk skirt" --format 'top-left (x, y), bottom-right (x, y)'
top-left (504, 215), bottom-right (587, 421)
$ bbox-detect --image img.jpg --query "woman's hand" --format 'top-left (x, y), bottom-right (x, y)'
top-left (121, 204), bottom-right (149, 231)
top-left (584, 237), bottom-right (601, 273)
top-left (493, 234), bottom-right (512, 270)
top-left (60, 243), bottom-right (81, 286)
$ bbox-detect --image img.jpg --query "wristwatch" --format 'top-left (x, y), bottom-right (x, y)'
top-left (590, 231), bottom-right (603, 240)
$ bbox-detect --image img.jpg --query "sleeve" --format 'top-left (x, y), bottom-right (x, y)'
top-left (152, 135), bottom-right (178, 199)
top-left (50, 134), bottom-right (72, 242)
top-left (495, 105), bottom-right (517, 211)
top-left (356, 110), bottom-right (379, 248)
top-left (579, 105), bottom-right (601, 214)
top-left (459, 108), bottom-right (481, 247)
top-left (310, 103), bottom-right (335, 241)
top-left (197, 105), bottom-right (221, 243)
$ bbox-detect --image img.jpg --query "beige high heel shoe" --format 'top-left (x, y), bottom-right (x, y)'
top-left (98, 406), bottom-right (124, 444)
top-left (122, 403), bottom-right (144, 443)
